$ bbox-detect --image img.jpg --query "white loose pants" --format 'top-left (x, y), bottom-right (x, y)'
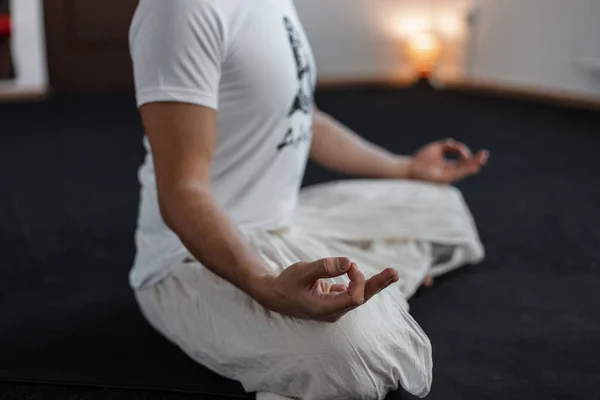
top-left (135, 180), bottom-right (485, 399)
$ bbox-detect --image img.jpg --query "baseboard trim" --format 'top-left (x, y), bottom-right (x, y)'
top-left (316, 76), bottom-right (600, 111)
top-left (0, 83), bottom-right (49, 101)
top-left (444, 79), bottom-right (600, 111)
top-left (317, 75), bottom-right (414, 90)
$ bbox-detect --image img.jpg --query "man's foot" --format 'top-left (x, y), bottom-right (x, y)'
top-left (423, 276), bottom-right (433, 288)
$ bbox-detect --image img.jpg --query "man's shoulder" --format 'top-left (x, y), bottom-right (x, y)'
top-left (135, 0), bottom-right (226, 19)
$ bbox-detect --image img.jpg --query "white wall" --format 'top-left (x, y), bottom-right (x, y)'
top-left (6, 0), bottom-right (598, 99)
top-left (464, 0), bottom-right (600, 99)
top-left (6, 0), bottom-right (47, 88)
top-left (294, 0), bottom-right (407, 81)
top-left (294, 0), bottom-right (471, 82)
top-left (296, 0), bottom-right (600, 99)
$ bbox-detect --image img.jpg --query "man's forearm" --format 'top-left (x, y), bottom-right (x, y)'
top-left (311, 110), bottom-right (412, 179)
top-left (160, 184), bottom-right (274, 301)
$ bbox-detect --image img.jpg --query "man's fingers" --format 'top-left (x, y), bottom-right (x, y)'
top-left (365, 268), bottom-right (399, 301)
top-left (475, 149), bottom-right (489, 165)
top-left (330, 283), bottom-right (348, 292)
top-left (444, 139), bottom-right (489, 167)
top-left (301, 257), bottom-right (352, 284)
top-left (310, 280), bottom-right (330, 295)
top-left (423, 276), bottom-right (434, 287)
top-left (317, 290), bottom-right (363, 318)
top-left (317, 267), bottom-right (399, 321)
top-left (442, 139), bottom-right (473, 162)
top-left (346, 262), bottom-right (366, 305)
top-left (315, 262), bottom-right (366, 317)
top-left (441, 161), bottom-right (481, 183)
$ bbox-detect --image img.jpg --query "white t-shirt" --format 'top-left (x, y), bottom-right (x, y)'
top-left (129, 0), bottom-right (317, 289)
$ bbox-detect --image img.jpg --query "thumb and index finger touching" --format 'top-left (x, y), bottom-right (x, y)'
top-left (300, 257), bottom-right (353, 283)
top-left (302, 257), bottom-right (398, 317)
top-left (301, 258), bottom-right (365, 309)
top-left (441, 138), bottom-right (489, 164)
top-left (439, 138), bottom-right (489, 182)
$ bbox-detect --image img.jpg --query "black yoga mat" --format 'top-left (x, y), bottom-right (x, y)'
top-left (2, 88), bottom-right (600, 400)
top-left (0, 94), bottom-right (251, 399)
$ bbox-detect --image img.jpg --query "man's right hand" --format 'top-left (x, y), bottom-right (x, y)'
top-left (252, 258), bottom-right (399, 323)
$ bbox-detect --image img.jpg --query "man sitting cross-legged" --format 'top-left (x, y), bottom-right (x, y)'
top-left (129, 1), bottom-right (488, 399)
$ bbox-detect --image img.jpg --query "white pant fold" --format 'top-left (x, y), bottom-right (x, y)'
top-left (135, 180), bottom-right (484, 399)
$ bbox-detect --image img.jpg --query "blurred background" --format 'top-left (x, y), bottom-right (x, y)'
top-left (1, 1), bottom-right (599, 400)
top-left (0, 0), bottom-right (599, 99)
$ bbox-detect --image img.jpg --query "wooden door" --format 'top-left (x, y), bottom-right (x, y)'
top-left (0, 0), bottom-right (13, 80)
top-left (44, 0), bottom-right (139, 92)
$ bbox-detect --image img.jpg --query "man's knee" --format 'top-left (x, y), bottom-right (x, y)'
top-left (319, 310), bottom-right (433, 398)
top-left (282, 351), bottom-right (382, 400)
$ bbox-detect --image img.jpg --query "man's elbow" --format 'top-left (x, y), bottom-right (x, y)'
top-left (157, 181), bottom-right (211, 230)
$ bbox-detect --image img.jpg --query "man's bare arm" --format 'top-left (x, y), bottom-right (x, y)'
top-left (310, 109), bottom-right (412, 179)
top-left (139, 102), bottom-right (397, 322)
top-left (140, 103), bottom-right (274, 297)
top-left (311, 108), bottom-right (489, 184)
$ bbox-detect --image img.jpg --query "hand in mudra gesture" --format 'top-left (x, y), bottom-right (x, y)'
top-left (259, 258), bottom-right (398, 322)
top-left (409, 138), bottom-right (489, 184)
top-left (405, 138), bottom-right (488, 287)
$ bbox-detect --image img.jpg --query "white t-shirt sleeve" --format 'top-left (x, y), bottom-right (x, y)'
top-left (130, 0), bottom-right (226, 109)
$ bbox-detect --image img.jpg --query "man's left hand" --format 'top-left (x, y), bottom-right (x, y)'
top-left (407, 138), bottom-right (489, 184)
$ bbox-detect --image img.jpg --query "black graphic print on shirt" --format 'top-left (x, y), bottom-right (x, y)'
top-left (277, 17), bottom-right (314, 152)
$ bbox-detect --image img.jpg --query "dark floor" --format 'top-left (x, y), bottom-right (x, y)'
top-left (1, 86), bottom-right (599, 400)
